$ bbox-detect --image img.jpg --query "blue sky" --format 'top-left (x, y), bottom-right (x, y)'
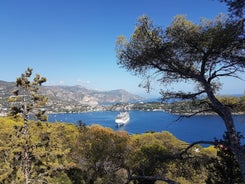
top-left (0, 0), bottom-right (243, 97)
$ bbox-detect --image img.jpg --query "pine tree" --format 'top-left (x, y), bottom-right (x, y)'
top-left (8, 67), bottom-right (48, 184)
top-left (116, 14), bottom-right (245, 181)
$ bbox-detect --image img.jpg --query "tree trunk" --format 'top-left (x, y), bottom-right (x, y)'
top-left (219, 107), bottom-right (245, 182)
top-left (24, 145), bottom-right (30, 184)
top-left (23, 99), bottom-right (30, 184)
top-left (204, 81), bottom-right (245, 182)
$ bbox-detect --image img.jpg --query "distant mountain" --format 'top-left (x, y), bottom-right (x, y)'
top-left (0, 80), bottom-right (142, 113)
top-left (40, 85), bottom-right (142, 105)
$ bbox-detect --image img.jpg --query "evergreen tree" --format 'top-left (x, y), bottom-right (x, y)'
top-left (8, 67), bottom-right (48, 184)
top-left (116, 14), bottom-right (245, 181)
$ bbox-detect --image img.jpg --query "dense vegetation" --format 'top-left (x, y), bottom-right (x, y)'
top-left (0, 116), bottom-right (243, 184)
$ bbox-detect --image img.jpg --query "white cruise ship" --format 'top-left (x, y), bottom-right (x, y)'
top-left (115, 111), bottom-right (130, 126)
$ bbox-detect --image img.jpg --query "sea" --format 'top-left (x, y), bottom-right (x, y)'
top-left (48, 110), bottom-right (245, 145)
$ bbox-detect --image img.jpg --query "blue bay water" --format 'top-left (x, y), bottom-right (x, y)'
top-left (48, 111), bottom-right (245, 144)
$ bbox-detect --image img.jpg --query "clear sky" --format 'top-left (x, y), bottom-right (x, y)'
top-left (0, 0), bottom-right (243, 97)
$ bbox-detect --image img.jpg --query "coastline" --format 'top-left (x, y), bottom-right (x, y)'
top-left (1, 101), bottom-right (245, 117)
top-left (171, 111), bottom-right (245, 116)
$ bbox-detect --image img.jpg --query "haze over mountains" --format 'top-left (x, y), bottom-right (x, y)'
top-left (0, 80), bottom-right (142, 113)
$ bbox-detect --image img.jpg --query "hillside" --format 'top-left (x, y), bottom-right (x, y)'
top-left (0, 80), bottom-right (142, 113)
top-left (0, 116), bottom-right (222, 183)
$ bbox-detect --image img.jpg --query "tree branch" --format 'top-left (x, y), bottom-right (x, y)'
top-left (174, 108), bottom-right (213, 121)
top-left (208, 61), bottom-right (242, 82)
top-left (180, 140), bottom-right (217, 158)
top-left (161, 90), bottom-right (206, 101)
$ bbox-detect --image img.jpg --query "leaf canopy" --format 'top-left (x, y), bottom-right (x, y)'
top-left (116, 15), bottom-right (244, 98)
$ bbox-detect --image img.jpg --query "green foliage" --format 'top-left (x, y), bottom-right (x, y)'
top-left (116, 14), bottom-right (244, 96)
top-left (129, 132), bottom-right (217, 183)
top-left (206, 146), bottom-right (243, 183)
top-left (73, 125), bottom-right (130, 184)
top-left (6, 68), bottom-right (49, 184)
top-left (0, 117), bottom-right (242, 183)
top-left (8, 67), bottom-right (48, 121)
top-left (0, 119), bottom-right (76, 183)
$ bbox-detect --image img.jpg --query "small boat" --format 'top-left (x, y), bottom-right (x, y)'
top-left (115, 111), bottom-right (130, 126)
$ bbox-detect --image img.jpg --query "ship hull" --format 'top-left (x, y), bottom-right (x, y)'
top-left (115, 112), bottom-right (130, 126)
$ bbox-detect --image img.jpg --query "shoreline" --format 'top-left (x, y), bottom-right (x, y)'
top-left (171, 111), bottom-right (245, 116)
top-left (47, 109), bottom-right (245, 116)
top-left (1, 107), bottom-right (245, 117)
